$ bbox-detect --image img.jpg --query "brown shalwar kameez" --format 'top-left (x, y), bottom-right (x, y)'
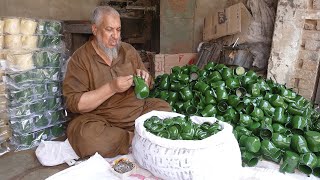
top-left (63, 41), bottom-right (171, 158)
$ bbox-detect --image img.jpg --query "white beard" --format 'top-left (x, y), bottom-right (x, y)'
top-left (97, 38), bottom-right (121, 61)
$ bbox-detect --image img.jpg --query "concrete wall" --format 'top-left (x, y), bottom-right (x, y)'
top-left (160, 0), bottom-right (229, 54)
top-left (267, 0), bottom-right (320, 100)
top-left (0, 0), bottom-right (99, 20)
top-left (1, 0), bottom-right (230, 53)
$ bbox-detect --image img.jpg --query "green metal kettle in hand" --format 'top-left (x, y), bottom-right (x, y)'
top-left (134, 76), bottom-right (149, 99)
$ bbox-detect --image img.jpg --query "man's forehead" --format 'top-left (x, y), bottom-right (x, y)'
top-left (99, 14), bottom-right (121, 27)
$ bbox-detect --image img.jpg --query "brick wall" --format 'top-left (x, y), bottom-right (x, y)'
top-left (289, 18), bottom-right (320, 100)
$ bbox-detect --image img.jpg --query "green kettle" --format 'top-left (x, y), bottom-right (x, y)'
top-left (134, 76), bottom-right (149, 99)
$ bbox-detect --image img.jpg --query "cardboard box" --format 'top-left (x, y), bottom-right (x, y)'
top-left (203, 3), bottom-right (253, 42)
top-left (151, 53), bottom-right (197, 77)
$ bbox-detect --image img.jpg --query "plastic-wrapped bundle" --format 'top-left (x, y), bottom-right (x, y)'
top-left (12, 122), bottom-right (67, 151)
top-left (20, 18), bottom-right (37, 35)
top-left (21, 35), bottom-right (38, 49)
top-left (33, 84), bottom-right (47, 100)
top-left (0, 50), bottom-right (6, 60)
top-left (37, 20), bottom-right (62, 35)
top-left (8, 87), bottom-right (34, 105)
top-left (0, 104), bottom-right (11, 151)
top-left (0, 117), bottom-right (9, 130)
top-left (0, 141), bottom-right (10, 156)
top-left (10, 110), bottom-right (66, 135)
top-left (6, 52), bottom-right (34, 72)
top-left (0, 94), bottom-right (7, 111)
top-left (30, 96), bottom-right (62, 115)
top-left (5, 69), bottom-right (44, 88)
top-left (0, 35), bottom-right (3, 49)
top-left (0, 19), bottom-right (4, 34)
top-left (0, 124), bottom-right (12, 144)
top-left (46, 81), bottom-right (61, 96)
top-left (8, 96), bottom-right (63, 118)
top-left (3, 17), bottom-right (20, 34)
top-left (4, 35), bottom-right (22, 49)
top-left (7, 83), bottom-right (62, 108)
top-left (5, 51), bottom-right (62, 73)
top-left (33, 51), bottom-right (62, 68)
top-left (41, 68), bottom-right (61, 81)
top-left (8, 103), bottom-right (32, 117)
top-left (37, 35), bottom-right (62, 49)
top-left (0, 70), bottom-right (4, 83)
top-left (46, 96), bottom-right (62, 111)
top-left (0, 83), bottom-right (5, 93)
top-left (0, 110), bottom-right (10, 145)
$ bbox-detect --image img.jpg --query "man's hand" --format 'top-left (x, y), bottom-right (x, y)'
top-left (110, 75), bottom-right (133, 93)
top-left (136, 69), bottom-right (150, 86)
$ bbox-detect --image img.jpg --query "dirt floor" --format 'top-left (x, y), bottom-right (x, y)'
top-left (0, 149), bottom-right (68, 180)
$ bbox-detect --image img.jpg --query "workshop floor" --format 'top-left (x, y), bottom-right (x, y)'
top-left (0, 148), bottom-right (68, 180)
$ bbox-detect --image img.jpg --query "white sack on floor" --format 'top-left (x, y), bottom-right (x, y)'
top-left (46, 152), bottom-right (118, 180)
top-left (35, 139), bottom-right (79, 166)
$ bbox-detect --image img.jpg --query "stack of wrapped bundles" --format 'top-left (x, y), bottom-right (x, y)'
top-left (0, 17), bottom-right (68, 154)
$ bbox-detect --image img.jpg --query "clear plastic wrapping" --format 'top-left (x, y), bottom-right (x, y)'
top-left (0, 35), bottom-right (3, 49)
top-left (4, 34), bottom-right (22, 49)
top-left (11, 82), bottom-right (62, 101)
top-left (42, 67), bottom-right (61, 81)
top-left (3, 34), bottom-right (62, 50)
top-left (6, 51), bottom-right (62, 72)
top-left (0, 115), bottom-right (10, 127)
top-left (7, 52), bottom-right (34, 71)
top-left (6, 70), bottom-right (37, 87)
top-left (37, 35), bottom-right (62, 49)
top-left (20, 18), bottom-right (38, 35)
top-left (8, 87), bottom-right (34, 105)
top-left (8, 103), bottom-right (32, 117)
top-left (0, 19), bottom-right (4, 34)
top-left (0, 83), bottom-right (6, 93)
top-left (8, 96), bottom-right (63, 117)
top-left (0, 141), bottom-right (11, 156)
top-left (46, 81), bottom-right (61, 96)
top-left (37, 20), bottom-right (62, 35)
top-left (12, 122), bottom-right (67, 151)
top-left (0, 94), bottom-right (7, 111)
top-left (0, 124), bottom-right (12, 142)
top-left (2, 17), bottom-right (62, 35)
top-left (5, 67), bottom-right (62, 88)
top-left (10, 109), bottom-right (66, 134)
top-left (3, 17), bottom-right (20, 34)
top-left (33, 51), bottom-right (62, 68)
top-left (0, 50), bottom-right (7, 60)
top-left (0, 16), bottom-right (66, 154)
top-left (21, 35), bottom-right (38, 49)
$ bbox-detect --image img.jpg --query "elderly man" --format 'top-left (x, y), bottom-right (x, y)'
top-left (63, 6), bottom-right (171, 158)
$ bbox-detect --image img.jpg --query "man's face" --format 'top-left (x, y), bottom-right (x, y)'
top-left (92, 14), bottom-right (121, 48)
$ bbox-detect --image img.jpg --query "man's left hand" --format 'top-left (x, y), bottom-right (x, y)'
top-left (136, 69), bottom-right (150, 86)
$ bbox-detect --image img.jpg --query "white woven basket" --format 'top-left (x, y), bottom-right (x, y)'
top-left (132, 111), bottom-right (242, 180)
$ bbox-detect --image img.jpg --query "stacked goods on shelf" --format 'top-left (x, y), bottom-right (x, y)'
top-left (0, 18), bottom-right (12, 155)
top-left (0, 17), bottom-right (67, 153)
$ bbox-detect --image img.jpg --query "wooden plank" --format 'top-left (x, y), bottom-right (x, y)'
top-left (64, 24), bottom-right (92, 34)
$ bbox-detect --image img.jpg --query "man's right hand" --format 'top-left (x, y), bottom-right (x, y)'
top-left (110, 75), bottom-right (133, 93)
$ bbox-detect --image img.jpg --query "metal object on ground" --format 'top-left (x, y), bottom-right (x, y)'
top-left (196, 41), bottom-right (223, 69)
